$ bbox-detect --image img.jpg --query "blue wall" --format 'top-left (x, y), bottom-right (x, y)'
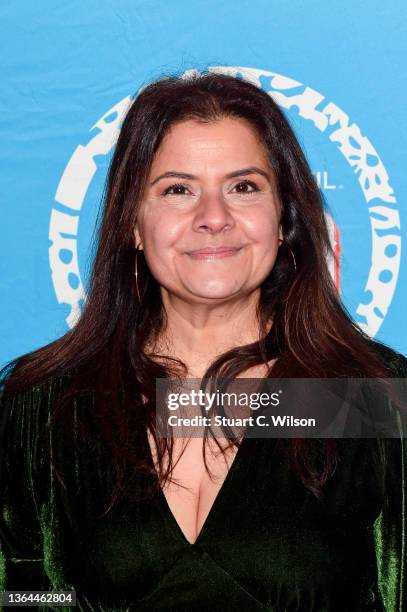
top-left (1, 0), bottom-right (406, 367)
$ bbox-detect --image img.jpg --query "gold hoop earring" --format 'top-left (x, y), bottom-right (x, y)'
top-left (286, 244), bottom-right (297, 274)
top-left (134, 243), bottom-right (142, 303)
top-left (279, 240), bottom-right (297, 274)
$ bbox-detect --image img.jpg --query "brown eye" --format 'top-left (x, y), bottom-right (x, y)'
top-left (162, 183), bottom-right (190, 195)
top-left (232, 180), bottom-right (259, 194)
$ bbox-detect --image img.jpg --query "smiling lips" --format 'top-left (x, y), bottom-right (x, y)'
top-left (187, 246), bottom-right (242, 260)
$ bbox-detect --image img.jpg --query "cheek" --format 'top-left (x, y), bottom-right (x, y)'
top-left (141, 210), bottom-right (183, 262)
top-left (243, 211), bottom-right (280, 249)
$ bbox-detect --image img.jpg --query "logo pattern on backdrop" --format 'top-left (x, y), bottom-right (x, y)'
top-left (50, 66), bottom-right (400, 335)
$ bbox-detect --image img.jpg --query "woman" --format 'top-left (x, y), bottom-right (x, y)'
top-left (0, 71), bottom-right (406, 611)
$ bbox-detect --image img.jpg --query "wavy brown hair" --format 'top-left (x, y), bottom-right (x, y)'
top-left (0, 70), bottom-right (396, 513)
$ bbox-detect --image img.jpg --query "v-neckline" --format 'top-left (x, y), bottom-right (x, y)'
top-left (144, 427), bottom-right (248, 547)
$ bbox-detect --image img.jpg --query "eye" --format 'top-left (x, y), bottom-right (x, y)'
top-left (162, 183), bottom-right (191, 196)
top-left (231, 180), bottom-right (260, 194)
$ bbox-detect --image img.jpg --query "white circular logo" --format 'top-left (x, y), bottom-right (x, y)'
top-left (50, 66), bottom-right (400, 336)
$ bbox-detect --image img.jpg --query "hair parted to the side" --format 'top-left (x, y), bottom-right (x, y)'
top-left (0, 70), bottom-right (395, 514)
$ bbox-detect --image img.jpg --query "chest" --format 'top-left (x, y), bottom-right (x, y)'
top-left (147, 429), bottom-right (239, 544)
top-left (64, 436), bottom-right (384, 610)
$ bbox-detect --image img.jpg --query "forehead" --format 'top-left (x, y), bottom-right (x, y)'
top-left (151, 117), bottom-right (270, 168)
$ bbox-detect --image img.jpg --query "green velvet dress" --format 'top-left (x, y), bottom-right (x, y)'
top-left (0, 342), bottom-right (406, 611)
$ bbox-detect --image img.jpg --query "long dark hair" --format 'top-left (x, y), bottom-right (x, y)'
top-left (1, 70), bottom-right (395, 512)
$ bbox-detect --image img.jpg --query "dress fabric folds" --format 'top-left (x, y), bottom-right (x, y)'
top-left (0, 342), bottom-right (406, 611)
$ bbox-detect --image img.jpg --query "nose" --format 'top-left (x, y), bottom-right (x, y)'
top-left (192, 190), bottom-right (235, 234)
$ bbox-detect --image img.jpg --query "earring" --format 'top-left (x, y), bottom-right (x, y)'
top-left (279, 239), bottom-right (297, 274)
top-left (286, 244), bottom-right (297, 274)
top-left (134, 243), bottom-right (142, 303)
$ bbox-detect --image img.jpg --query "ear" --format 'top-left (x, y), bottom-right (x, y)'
top-left (278, 224), bottom-right (284, 244)
top-left (133, 226), bottom-right (144, 250)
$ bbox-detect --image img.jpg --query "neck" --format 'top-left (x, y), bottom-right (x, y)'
top-left (147, 288), bottom-right (269, 378)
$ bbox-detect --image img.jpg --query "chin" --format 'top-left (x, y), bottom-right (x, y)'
top-left (186, 280), bottom-right (243, 300)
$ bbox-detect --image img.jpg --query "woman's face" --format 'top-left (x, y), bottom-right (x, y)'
top-left (134, 117), bottom-right (283, 304)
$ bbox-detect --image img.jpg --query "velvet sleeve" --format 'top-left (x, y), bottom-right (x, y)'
top-left (373, 351), bottom-right (407, 612)
top-left (0, 383), bottom-right (53, 595)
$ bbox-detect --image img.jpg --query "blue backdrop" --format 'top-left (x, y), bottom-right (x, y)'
top-left (1, 0), bottom-right (406, 368)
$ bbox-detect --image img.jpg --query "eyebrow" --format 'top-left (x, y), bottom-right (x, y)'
top-left (149, 166), bottom-right (272, 187)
